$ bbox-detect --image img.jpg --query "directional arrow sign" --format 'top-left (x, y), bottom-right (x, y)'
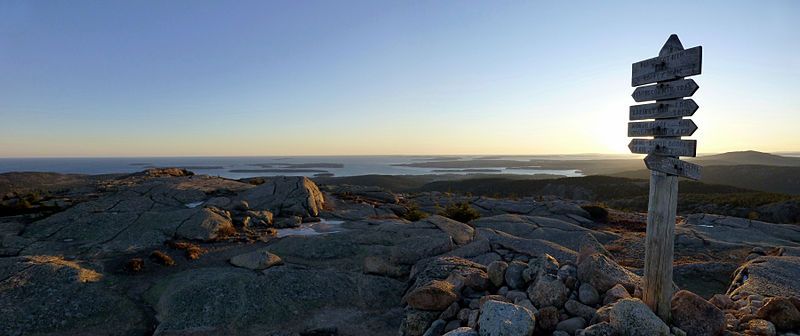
top-left (631, 79), bottom-right (699, 102)
top-left (628, 119), bottom-right (698, 137)
top-left (644, 154), bottom-right (702, 180)
top-left (632, 46), bottom-right (702, 86)
top-left (628, 139), bottom-right (697, 157)
top-left (630, 99), bottom-right (699, 120)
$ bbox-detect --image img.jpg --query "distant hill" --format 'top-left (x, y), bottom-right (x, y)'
top-left (690, 150), bottom-right (800, 166)
top-left (612, 164), bottom-right (800, 195)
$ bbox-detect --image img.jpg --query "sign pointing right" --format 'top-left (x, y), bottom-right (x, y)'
top-left (631, 78), bottom-right (699, 102)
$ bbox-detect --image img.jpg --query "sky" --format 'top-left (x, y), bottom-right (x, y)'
top-left (0, 1), bottom-right (798, 157)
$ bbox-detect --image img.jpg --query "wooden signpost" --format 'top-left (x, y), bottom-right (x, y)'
top-left (628, 34), bottom-right (702, 322)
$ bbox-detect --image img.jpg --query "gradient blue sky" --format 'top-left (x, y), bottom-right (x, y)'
top-left (1, 1), bottom-right (798, 157)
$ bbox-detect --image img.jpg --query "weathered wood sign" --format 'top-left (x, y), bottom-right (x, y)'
top-left (632, 46), bottom-right (702, 86)
top-left (628, 138), bottom-right (697, 157)
top-left (629, 99), bottom-right (699, 120)
top-left (627, 34), bottom-right (703, 322)
top-left (644, 154), bottom-right (702, 180)
top-left (631, 78), bottom-right (699, 102)
top-left (628, 119), bottom-right (698, 137)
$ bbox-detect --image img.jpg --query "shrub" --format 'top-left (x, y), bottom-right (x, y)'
top-left (167, 240), bottom-right (207, 260)
top-left (581, 204), bottom-right (609, 222)
top-left (149, 250), bottom-right (176, 266)
top-left (124, 258), bottom-right (144, 273)
top-left (401, 202), bottom-right (429, 221)
top-left (440, 202), bottom-right (481, 223)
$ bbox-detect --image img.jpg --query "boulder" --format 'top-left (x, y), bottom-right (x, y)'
top-left (478, 301), bottom-right (536, 336)
top-left (487, 261), bottom-right (508, 287)
top-left (175, 207), bottom-right (235, 240)
top-left (421, 215), bottom-right (475, 245)
top-left (527, 274), bottom-right (568, 309)
top-left (405, 279), bottom-right (461, 311)
top-left (577, 253), bottom-right (640, 293)
top-left (670, 290), bottom-right (725, 336)
top-left (728, 256), bottom-right (800, 298)
top-left (229, 249), bottom-right (283, 270)
top-left (236, 176), bottom-right (325, 217)
top-left (608, 298), bottom-right (670, 336)
top-left (756, 296), bottom-right (800, 331)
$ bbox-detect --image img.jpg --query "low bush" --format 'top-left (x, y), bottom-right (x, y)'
top-left (440, 202), bottom-right (481, 223)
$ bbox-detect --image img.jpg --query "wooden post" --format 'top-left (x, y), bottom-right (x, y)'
top-left (642, 170), bottom-right (678, 321)
top-left (628, 34), bottom-right (703, 322)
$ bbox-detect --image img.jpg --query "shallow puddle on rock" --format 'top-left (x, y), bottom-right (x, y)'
top-left (276, 219), bottom-right (346, 238)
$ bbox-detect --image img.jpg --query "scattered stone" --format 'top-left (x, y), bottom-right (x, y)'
top-left (443, 320), bottom-right (461, 333)
top-left (505, 261), bottom-right (528, 290)
top-left (505, 290), bottom-right (528, 302)
top-left (608, 298), bottom-right (669, 336)
top-left (488, 261), bottom-right (508, 287)
top-left (423, 320), bottom-right (446, 336)
top-left (523, 253), bottom-right (559, 283)
top-left (709, 293), bottom-right (734, 310)
top-left (442, 327), bottom-right (478, 336)
top-left (402, 309), bottom-right (440, 336)
top-left (537, 306), bottom-right (560, 331)
top-left (581, 321), bottom-right (614, 336)
top-left (478, 301), bottom-right (536, 336)
top-left (229, 249), bottom-right (283, 270)
top-left (755, 296), bottom-right (800, 331)
top-left (479, 294), bottom-right (511, 308)
top-left (555, 317), bottom-right (585, 334)
top-left (527, 274), bottom-right (568, 309)
top-left (579, 283), bottom-right (600, 306)
top-left (274, 216), bottom-right (303, 229)
top-left (439, 302), bottom-right (461, 321)
top-left (745, 319), bottom-right (776, 336)
top-left (603, 284), bottom-right (631, 305)
top-left (467, 310), bottom-right (480, 329)
top-left (670, 290), bottom-right (726, 336)
top-left (565, 299), bottom-right (597, 322)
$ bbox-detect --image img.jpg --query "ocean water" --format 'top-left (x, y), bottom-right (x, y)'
top-left (0, 155), bottom-right (587, 179)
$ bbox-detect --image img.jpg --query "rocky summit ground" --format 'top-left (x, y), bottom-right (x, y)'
top-left (1, 168), bottom-right (799, 336)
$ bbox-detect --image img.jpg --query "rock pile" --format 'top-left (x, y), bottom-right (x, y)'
top-left (399, 250), bottom-right (800, 336)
